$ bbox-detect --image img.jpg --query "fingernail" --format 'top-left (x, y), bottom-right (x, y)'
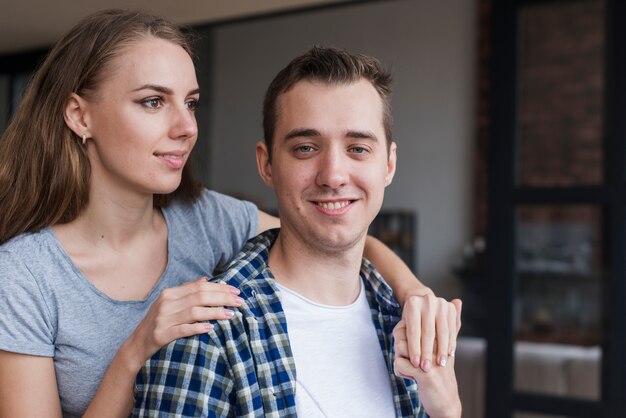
top-left (204, 323), bottom-right (214, 331)
top-left (224, 309), bottom-right (235, 318)
top-left (411, 356), bottom-right (421, 368)
top-left (450, 350), bottom-right (456, 358)
top-left (421, 359), bottom-right (432, 373)
top-left (229, 287), bottom-right (241, 295)
top-left (235, 297), bottom-right (245, 305)
top-left (439, 356), bottom-right (447, 367)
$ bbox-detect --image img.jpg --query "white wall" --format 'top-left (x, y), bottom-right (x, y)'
top-left (202, 0), bottom-right (476, 298)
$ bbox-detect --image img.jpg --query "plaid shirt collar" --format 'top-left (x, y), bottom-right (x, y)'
top-left (134, 229), bottom-right (426, 417)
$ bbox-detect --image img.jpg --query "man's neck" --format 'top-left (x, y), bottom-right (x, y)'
top-left (268, 229), bottom-right (365, 306)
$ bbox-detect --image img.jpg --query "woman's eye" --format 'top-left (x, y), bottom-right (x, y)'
top-left (186, 99), bottom-right (199, 111)
top-left (141, 97), bottom-right (163, 109)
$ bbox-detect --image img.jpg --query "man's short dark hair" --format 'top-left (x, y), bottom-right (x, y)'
top-left (262, 46), bottom-right (393, 159)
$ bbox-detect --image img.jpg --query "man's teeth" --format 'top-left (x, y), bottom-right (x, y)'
top-left (318, 201), bottom-right (350, 210)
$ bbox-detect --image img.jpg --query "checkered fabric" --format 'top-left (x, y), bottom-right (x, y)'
top-left (133, 229), bottom-right (427, 417)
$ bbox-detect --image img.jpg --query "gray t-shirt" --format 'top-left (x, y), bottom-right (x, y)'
top-left (0, 189), bottom-right (258, 417)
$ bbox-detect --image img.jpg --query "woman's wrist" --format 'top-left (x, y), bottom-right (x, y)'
top-left (398, 283), bottom-right (434, 307)
top-left (115, 334), bottom-right (146, 376)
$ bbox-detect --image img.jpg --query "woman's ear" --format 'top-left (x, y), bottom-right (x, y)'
top-left (64, 93), bottom-right (91, 138)
top-left (256, 141), bottom-right (274, 187)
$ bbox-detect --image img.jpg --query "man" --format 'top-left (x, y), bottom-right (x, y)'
top-left (134, 46), bottom-right (461, 418)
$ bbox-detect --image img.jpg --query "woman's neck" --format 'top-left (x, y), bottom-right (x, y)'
top-left (57, 179), bottom-right (160, 250)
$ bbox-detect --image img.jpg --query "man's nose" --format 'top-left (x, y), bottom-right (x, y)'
top-left (316, 149), bottom-right (349, 189)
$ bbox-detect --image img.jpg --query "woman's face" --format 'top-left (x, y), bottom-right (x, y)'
top-left (82, 36), bottom-right (199, 199)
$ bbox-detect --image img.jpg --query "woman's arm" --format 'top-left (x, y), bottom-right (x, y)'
top-left (258, 210), bottom-right (280, 233)
top-left (363, 235), bottom-right (434, 301)
top-left (364, 235), bottom-right (462, 372)
top-left (0, 350), bottom-right (62, 418)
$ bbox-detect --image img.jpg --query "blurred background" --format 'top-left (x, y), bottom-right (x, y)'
top-left (1, 0), bottom-right (624, 416)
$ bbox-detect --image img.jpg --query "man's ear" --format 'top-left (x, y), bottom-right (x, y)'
top-left (256, 141), bottom-right (274, 187)
top-left (64, 93), bottom-right (91, 138)
top-left (385, 141), bottom-right (397, 187)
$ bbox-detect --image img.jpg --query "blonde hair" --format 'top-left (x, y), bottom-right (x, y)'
top-left (0, 9), bottom-right (202, 244)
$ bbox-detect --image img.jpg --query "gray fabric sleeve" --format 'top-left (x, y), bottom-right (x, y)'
top-left (0, 250), bottom-right (55, 356)
top-left (195, 190), bottom-right (258, 271)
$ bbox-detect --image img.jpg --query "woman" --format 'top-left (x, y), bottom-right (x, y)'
top-left (0, 9), bottom-right (459, 417)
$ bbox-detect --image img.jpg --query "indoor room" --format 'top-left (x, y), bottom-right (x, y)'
top-left (0, 0), bottom-right (622, 417)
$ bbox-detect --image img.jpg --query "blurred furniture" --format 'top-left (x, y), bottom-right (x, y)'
top-left (456, 337), bottom-right (601, 418)
top-left (368, 210), bottom-right (416, 272)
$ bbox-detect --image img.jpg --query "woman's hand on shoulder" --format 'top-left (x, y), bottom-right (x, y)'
top-left (124, 278), bottom-right (243, 369)
top-left (0, 350), bottom-right (62, 418)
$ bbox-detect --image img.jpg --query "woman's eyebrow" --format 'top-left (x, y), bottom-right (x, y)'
top-left (131, 85), bottom-right (201, 96)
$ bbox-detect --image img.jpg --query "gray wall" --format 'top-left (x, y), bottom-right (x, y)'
top-left (199, 0), bottom-right (476, 297)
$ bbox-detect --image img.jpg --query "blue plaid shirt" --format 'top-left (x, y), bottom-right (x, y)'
top-left (133, 229), bottom-right (427, 417)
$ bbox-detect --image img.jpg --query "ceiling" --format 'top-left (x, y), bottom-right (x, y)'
top-left (0, 0), bottom-right (354, 55)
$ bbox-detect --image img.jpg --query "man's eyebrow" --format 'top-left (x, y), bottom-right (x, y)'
top-left (284, 128), bottom-right (381, 142)
top-left (346, 130), bottom-right (379, 142)
top-left (284, 128), bottom-right (321, 141)
top-left (131, 84), bottom-right (201, 96)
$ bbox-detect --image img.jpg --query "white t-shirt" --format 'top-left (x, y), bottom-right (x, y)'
top-left (277, 281), bottom-right (396, 418)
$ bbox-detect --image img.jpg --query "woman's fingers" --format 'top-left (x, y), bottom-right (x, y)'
top-left (418, 298), bottom-right (436, 372)
top-left (155, 280), bottom-right (243, 316)
top-left (159, 277), bottom-right (239, 301)
top-left (435, 299), bottom-right (450, 367)
top-left (393, 320), bottom-right (409, 356)
top-left (394, 355), bottom-right (418, 381)
top-left (449, 299), bottom-right (462, 357)
top-left (402, 294), bottom-right (463, 372)
top-left (147, 278), bottom-right (243, 346)
top-left (402, 297), bottom-right (423, 369)
top-left (170, 305), bottom-right (236, 328)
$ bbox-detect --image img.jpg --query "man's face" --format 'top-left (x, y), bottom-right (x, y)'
top-left (256, 79), bottom-right (397, 254)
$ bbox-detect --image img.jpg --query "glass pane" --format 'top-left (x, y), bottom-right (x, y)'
top-left (11, 73), bottom-right (30, 111)
top-left (517, 0), bottom-right (605, 187)
top-left (514, 205), bottom-right (602, 400)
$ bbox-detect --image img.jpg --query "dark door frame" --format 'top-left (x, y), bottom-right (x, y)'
top-left (486, 0), bottom-right (626, 416)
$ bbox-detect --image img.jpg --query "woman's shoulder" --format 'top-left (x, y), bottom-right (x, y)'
top-left (168, 188), bottom-right (248, 211)
top-left (0, 228), bottom-right (70, 283)
top-left (165, 188), bottom-right (257, 225)
top-left (0, 228), bottom-right (54, 258)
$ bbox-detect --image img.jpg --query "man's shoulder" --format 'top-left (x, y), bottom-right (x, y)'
top-left (359, 257), bottom-right (400, 309)
top-left (210, 229), bottom-right (278, 287)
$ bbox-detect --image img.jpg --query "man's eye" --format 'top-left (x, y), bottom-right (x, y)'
top-left (349, 146), bottom-right (368, 154)
top-left (295, 145), bottom-right (315, 153)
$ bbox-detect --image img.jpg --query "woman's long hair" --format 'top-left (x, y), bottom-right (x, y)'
top-left (0, 9), bottom-right (202, 244)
